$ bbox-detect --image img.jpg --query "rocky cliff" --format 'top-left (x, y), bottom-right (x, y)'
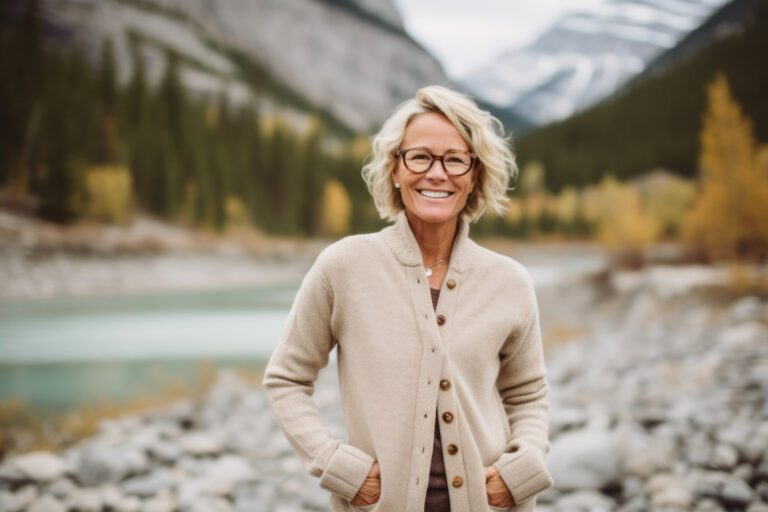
top-left (31, 0), bottom-right (450, 132)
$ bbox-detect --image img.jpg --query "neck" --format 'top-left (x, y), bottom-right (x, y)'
top-left (405, 211), bottom-right (459, 266)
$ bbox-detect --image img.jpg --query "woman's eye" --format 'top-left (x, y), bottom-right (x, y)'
top-left (411, 154), bottom-right (430, 160)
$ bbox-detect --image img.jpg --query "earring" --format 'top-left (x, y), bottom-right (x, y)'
top-left (394, 183), bottom-right (401, 189)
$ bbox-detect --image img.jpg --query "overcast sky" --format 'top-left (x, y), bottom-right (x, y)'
top-left (391, 0), bottom-right (608, 79)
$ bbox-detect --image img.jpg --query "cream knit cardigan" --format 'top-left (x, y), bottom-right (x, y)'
top-left (264, 211), bottom-right (553, 512)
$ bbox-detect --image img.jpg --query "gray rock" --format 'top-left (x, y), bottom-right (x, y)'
top-left (719, 477), bottom-right (754, 508)
top-left (76, 446), bottom-right (130, 486)
top-left (99, 485), bottom-right (125, 510)
top-left (148, 441), bottom-right (182, 464)
top-left (554, 490), bottom-right (615, 511)
top-left (747, 502), bottom-right (768, 512)
top-left (186, 497), bottom-right (235, 512)
top-left (122, 468), bottom-right (177, 497)
top-left (205, 455), bottom-right (256, 496)
top-left (615, 422), bottom-right (676, 478)
top-left (718, 322), bottom-right (767, 349)
top-left (44, 477), bottom-right (76, 498)
top-left (728, 296), bottom-right (763, 322)
top-left (548, 429), bottom-right (622, 491)
top-left (8, 452), bottom-right (67, 482)
top-left (26, 496), bottom-right (65, 512)
top-left (548, 405), bottom-right (588, 435)
top-left (178, 432), bottom-right (223, 456)
top-left (65, 488), bottom-right (102, 512)
top-left (118, 495), bottom-right (142, 512)
top-left (141, 490), bottom-right (175, 512)
top-left (0, 490), bottom-right (24, 512)
top-left (618, 495), bottom-right (649, 512)
top-left (694, 498), bottom-right (726, 512)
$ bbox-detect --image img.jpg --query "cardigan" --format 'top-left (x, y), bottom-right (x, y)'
top-left (263, 210), bottom-right (553, 512)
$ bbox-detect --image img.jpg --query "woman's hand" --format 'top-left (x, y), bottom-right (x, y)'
top-left (351, 461), bottom-right (381, 506)
top-left (485, 466), bottom-right (515, 508)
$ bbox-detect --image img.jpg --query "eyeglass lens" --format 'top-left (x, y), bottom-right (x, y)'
top-left (402, 149), bottom-right (472, 175)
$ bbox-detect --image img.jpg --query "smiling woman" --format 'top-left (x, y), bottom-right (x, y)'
top-left (264, 86), bottom-right (553, 512)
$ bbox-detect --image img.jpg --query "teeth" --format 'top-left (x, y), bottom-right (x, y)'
top-left (419, 190), bottom-right (451, 198)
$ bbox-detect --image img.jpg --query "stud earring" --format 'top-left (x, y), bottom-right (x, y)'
top-left (394, 183), bottom-right (401, 189)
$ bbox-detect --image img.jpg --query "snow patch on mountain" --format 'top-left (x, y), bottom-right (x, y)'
top-left (462, 0), bottom-right (728, 125)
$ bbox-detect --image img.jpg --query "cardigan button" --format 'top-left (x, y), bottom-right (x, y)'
top-left (447, 443), bottom-right (458, 455)
top-left (439, 379), bottom-right (451, 391)
top-left (442, 411), bottom-right (454, 423)
top-left (446, 278), bottom-right (456, 289)
top-left (452, 476), bottom-right (463, 488)
top-left (436, 314), bottom-right (446, 325)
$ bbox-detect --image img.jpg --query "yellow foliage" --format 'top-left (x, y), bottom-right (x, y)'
top-left (321, 179), bottom-right (352, 237)
top-left (504, 198), bottom-right (524, 224)
top-left (523, 194), bottom-right (546, 218)
top-left (683, 73), bottom-right (768, 261)
top-left (351, 135), bottom-right (372, 161)
top-left (756, 144), bottom-right (768, 179)
top-left (225, 195), bottom-right (250, 227)
top-left (518, 161), bottom-right (546, 196)
top-left (590, 176), bottom-right (660, 249)
top-left (205, 105), bottom-right (219, 129)
top-left (553, 186), bottom-right (580, 223)
top-left (640, 171), bottom-right (696, 237)
top-left (84, 165), bottom-right (133, 223)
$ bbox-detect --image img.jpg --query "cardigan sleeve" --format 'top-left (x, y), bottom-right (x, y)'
top-left (263, 259), bottom-right (375, 502)
top-left (492, 283), bottom-right (554, 505)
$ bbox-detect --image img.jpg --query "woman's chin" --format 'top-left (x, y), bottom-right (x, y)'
top-left (406, 206), bottom-right (460, 226)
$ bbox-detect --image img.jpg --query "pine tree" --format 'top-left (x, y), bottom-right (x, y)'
top-left (683, 73), bottom-right (768, 261)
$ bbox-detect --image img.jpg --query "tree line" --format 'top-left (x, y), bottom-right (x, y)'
top-left (0, 0), bottom-right (382, 236)
top-left (515, 3), bottom-right (768, 192)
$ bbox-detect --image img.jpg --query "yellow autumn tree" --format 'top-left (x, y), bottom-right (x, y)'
top-left (682, 73), bottom-right (768, 261)
top-left (84, 165), bottom-right (133, 224)
top-left (590, 175), bottom-right (660, 249)
top-left (321, 179), bottom-right (351, 237)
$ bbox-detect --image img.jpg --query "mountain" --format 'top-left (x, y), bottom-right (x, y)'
top-left (514, 0), bottom-right (768, 191)
top-left (463, 0), bottom-right (728, 126)
top-left (27, 0), bottom-right (451, 132)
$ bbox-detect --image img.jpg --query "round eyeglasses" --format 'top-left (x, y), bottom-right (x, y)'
top-left (397, 148), bottom-right (476, 176)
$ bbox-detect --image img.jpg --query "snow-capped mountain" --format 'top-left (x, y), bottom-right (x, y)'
top-left (463, 0), bottom-right (729, 126)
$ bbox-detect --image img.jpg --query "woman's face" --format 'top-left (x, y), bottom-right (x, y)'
top-left (393, 112), bottom-right (478, 227)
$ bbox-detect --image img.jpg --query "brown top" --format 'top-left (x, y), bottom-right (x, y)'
top-left (426, 288), bottom-right (450, 512)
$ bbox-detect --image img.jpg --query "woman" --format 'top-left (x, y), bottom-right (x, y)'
top-left (263, 86), bottom-right (553, 512)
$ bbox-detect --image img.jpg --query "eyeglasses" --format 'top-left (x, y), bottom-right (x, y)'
top-left (397, 148), bottom-right (476, 176)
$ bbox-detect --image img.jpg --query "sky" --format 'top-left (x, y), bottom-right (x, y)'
top-left (391, 0), bottom-right (608, 79)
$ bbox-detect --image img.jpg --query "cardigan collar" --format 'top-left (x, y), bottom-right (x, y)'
top-left (382, 210), bottom-right (473, 274)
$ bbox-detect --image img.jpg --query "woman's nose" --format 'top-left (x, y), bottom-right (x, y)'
top-left (424, 157), bottom-right (448, 180)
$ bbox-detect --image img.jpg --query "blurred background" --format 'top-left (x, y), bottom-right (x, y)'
top-left (1, 0), bottom-right (767, 510)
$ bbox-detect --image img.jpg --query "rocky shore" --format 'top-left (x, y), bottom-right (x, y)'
top-left (0, 211), bottom-right (324, 300)
top-left (1, 265), bottom-right (767, 512)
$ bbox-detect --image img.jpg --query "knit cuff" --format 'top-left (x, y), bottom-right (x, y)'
top-left (319, 443), bottom-right (375, 501)
top-left (493, 444), bottom-right (553, 504)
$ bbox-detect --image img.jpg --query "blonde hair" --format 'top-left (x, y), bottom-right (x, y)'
top-left (361, 85), bottom-right (516, 223)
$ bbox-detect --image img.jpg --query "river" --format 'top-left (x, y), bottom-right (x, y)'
top-left (0, 245), bottom-right (605, 413)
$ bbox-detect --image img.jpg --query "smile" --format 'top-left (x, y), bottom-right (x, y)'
top-left (418, 190), bottom-right (453, 199)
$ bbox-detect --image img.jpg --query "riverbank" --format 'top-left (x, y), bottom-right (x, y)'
top-left (0, 211), bottom-right (325, 301)
top-left (1, 264), bottom-right (766, 511)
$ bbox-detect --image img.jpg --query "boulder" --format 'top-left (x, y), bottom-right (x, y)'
top-left (8, 452), bottom-right (67, 482)
top-left (548, 429), bottom-right (622, 491)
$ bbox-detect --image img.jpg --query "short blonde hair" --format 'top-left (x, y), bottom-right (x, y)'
top-left (361, 85), bottom-right (516, 223)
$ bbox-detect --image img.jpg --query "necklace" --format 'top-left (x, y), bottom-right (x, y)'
top-left (424, 257), bottom-right (448, 277)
